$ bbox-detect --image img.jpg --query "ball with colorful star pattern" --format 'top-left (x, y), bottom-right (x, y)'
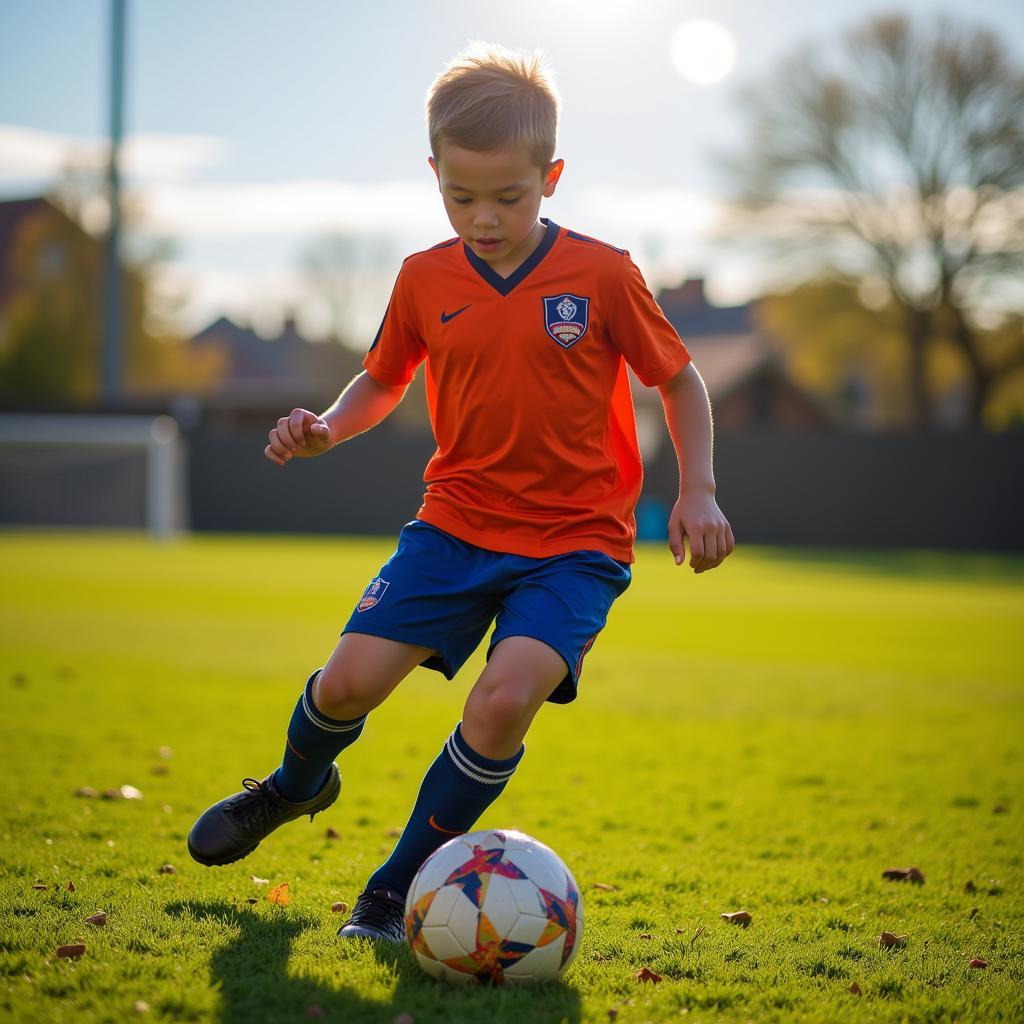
top-left (405, 828), bottom-right (583, 985)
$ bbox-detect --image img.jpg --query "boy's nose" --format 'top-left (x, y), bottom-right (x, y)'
top-left (473, 207), bottom-right (499, 228)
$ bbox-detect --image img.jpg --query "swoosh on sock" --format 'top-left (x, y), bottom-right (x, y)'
top-left (428, 814), bottom-right (464, 836)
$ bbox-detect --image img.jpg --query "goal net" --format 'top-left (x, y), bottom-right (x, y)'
top-left (0, 414), bottom-right (188, 537)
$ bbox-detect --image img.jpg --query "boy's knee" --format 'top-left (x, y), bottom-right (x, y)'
top-left (464, 677), bottom-right (536, 736)
top-left (313, 663), bottom-right (380, 720)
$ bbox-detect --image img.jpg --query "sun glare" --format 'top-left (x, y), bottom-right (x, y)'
top-left (670, 19), bottom-right (736, 85)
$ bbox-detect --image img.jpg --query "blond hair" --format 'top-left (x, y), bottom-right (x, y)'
top-left (426, 42), bottom-right (560, 168)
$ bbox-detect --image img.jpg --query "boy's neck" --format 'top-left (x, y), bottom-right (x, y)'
top-left (484, 220), bottom-right (547, 279)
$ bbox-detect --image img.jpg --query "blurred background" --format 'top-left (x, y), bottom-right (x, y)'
top-left (1, 0), bottom-right (1022, 548)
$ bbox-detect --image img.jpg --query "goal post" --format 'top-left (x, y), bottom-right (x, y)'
top-left (0, 414), bottom-right (188, 538)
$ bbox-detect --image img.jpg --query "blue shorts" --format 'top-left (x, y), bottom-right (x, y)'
top-left (341, 520), bottom-right (631, 704)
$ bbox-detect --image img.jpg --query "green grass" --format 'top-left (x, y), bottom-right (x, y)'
top-left (2, 531), bottom-right (1022, 1024)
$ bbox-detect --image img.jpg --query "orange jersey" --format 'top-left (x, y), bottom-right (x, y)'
top-left (363, 219), bottom-right (691, 562)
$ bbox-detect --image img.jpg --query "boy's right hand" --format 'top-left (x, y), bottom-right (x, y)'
top-left (265, 408), bottom-right (333, 466)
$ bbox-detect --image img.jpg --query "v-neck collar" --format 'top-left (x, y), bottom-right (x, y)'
top-left (462, 218), bottom-right (560, 296)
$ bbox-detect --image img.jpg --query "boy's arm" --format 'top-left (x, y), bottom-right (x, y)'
top-left (656, 362), bottom-right (735, 573)
top-left (265, 370), bottom-right (408, 466)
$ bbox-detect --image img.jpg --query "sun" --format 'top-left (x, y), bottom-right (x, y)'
top-left (670, 19), bottom-right (737, 85)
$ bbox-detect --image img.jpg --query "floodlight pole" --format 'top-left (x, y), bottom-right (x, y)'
top-left (101, 0), bottom-right (127, 405)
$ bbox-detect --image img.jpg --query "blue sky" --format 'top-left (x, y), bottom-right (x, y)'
top-left (2, 0), bottom-right (1022, 339)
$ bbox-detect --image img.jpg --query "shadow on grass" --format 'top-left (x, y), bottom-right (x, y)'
top-left (165, 901), bottom-right (581, 1024)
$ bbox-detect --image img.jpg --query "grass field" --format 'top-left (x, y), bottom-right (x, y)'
top-left (2, 531), bottom-right (1022, 1024)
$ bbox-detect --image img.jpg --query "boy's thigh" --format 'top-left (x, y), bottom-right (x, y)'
top-left (489, 550), bottom-right (631, 705)
top-left (317, 632), bottom-right (436, 712)
top-left (341, 520), bottom-right (500, 680)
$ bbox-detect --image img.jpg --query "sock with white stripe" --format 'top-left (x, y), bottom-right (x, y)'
top-left (365, 722), bottom-right (524, 898)
top-left (273, 670), bottom-right (366, 803)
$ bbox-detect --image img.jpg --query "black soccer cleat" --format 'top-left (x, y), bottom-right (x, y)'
top-left (337, 887), bottom-right (407, 943)
top-left (187, 763), bottom-right (341, 867)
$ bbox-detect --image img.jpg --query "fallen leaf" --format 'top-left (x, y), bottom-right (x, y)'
top-left (158, 746), bottom-right (172, 760)
top-left (992, 805), bottom-right (1008, 814)
top-left (245, 898), bottom-right (258, 905)
top-left (56, 944), bottom-right (86, 959)
top-left (591, 883), bottom-right (619, 892)
top-left (158, 864), bottom-right (176, 875)
top-left (101, 789), bottom-right (119, 800)
top-left (331, 902), bottom-right (349, 913)
top-left (119, 785), bottom-right (144, 801)
top-left (608, 1011), bottom-right (619, 1021)
top-left (634, 967), bottom-right (663, 984)
top-left (882, 867), bottom-right (925, 884)
top-left (878, 931), bottom-right (907, 949)
top-left (11, 672), bottom-right (28, 687)
top-left (251, 876), bottom-right (269, 885)
top-left (305, 1007), bottom-right (326, 1019)
top-left (639, 933), bottom-right (652, 940)
top-left (85, 911), bottom-right (107, 926)
top-left (267, 882), bottom-right (290, 906)
top-left (393, 1014), bottom-right (415, 1024)
top-left (964, 880), bottom-right (977, 893)
top-left (74, 786), bottom-right (97, 798)
top-left (150, 765), bottom-right (170, 776)
top-left (690, 925), bottom-right (706, 945)
top-left (67, 881), bottom-right (76, 892)
top-left (133, 1000), bottom-right (150, 1013)
top-left (31, 884), bottom-right (48, 891)
top-left (721, 911), bottom-right (752, 927)
top-left (968, 907), bottom-right (980, 920)
top-left (326, 827), bottom-right (341, 840)
top-left (849, 981), bottom-right (862, 995)
top-left (969, 958), bottom-right (988, 969)
top-left (386, 828), bottom-right (402, 837)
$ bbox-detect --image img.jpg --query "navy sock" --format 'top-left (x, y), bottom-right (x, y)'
top-left (366, 723), bottom-right (524, 898)
top-left (274, 671), bottom-right (366, 802)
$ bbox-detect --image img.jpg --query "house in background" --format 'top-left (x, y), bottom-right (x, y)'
top-left (632, 278), bottom-right (837, 459)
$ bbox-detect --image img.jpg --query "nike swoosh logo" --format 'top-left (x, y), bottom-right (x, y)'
top-left (428, 814), bottom-right (464, 836)
top-left (440, 304), bottom-right (471, 323)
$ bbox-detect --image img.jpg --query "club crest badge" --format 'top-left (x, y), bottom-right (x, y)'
top-left (357, 577), bottom-right (389, 612)
top-left (543, 293), bottom-right (590, 349)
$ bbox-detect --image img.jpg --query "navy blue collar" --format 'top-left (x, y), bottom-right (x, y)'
top-left (463, 218), bottom-right (560, 296)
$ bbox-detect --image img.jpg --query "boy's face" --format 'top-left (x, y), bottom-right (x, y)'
top-left (429, 143), bottom-right (563, 274)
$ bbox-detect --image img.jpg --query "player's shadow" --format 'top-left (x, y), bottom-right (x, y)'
top-left (165, 900), bottom-right (581, 1024)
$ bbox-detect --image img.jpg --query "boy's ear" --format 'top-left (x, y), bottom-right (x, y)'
top-left (543, 158), bottom-right (564, 198)
top-left (428, 156), bottom-right (440, 187)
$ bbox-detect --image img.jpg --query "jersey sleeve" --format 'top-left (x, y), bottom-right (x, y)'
top-left (362, 262), bottom-right (427, 386)
top-left (607, 252), bottom-right (691, 387)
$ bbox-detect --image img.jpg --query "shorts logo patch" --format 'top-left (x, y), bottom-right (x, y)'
top-left (357, 577), bottom-right (389, 612)
top-left (543, 293), bottom-right (590, 349)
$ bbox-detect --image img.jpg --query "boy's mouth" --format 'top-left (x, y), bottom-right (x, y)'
top-left (473, 237), bottom-right (502, 251)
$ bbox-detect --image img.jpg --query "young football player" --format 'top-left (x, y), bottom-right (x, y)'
top-left (188, 42), bottom-right (734, 941)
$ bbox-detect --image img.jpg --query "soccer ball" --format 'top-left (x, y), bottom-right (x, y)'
top-left (404, 828), bottom-right (583, 985)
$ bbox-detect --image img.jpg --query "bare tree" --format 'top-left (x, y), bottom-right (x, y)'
top-left (722, 13), bottom-right (1024, 427)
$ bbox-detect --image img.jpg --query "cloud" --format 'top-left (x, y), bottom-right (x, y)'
top-left (0, 124), bottom-right (230, 183)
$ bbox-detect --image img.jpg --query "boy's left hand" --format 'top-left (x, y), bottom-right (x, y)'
top-left (668, 492), bottom-right (734, 573)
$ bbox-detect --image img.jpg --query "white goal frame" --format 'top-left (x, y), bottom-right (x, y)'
top-left (0, 414), bottom-right (187, 538)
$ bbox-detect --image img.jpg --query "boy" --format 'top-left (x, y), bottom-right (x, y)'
top-left (188, 43), bottom-right (734, 942)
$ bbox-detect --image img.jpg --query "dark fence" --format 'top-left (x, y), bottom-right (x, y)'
top-left (187, 424), bottom-right (1023, 551)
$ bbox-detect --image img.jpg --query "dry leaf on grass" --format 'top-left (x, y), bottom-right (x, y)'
top-left (31, 884), bottom-right (48, 891)
top-left (721, 911), bottom-right (752, 927)
top-left (878, 931), bottom-right (907, 949)
top-left (267, 882), bottom-right (291, 905)
top-left (133, 1000), bottom-right (150, 1013)
top-left (964, 880), bottom-right (977, 893)
top-left (331, 902), bottom-right (349, 913)
top-left (634, 967), bottom-right (663, 984)
top-left (121, 785), bottom-right (144, 800)
top-left (245, 898), bottom-right (258, 905)
top-left (882, 866), bottom-right (925, 884)
top-left (591, 883), bottom-right (619, 892)
top-left (74, 787), bottom-right (97, 798)
top-left (158, 746), bottom-right (172, 760)
top-left (158, 864), bottom-right (176, 875)
top-left (968, 907), bottom-right (980, 920)
top-left (305, 1007), bottom-right (326, 1019)
top-left (638, 933), bottom-right (652, 940)
top-left (150, 765), bottom-right (170, 776)
top-left (326, 827), bottom-right (341, 840)
top-left (67, 881), bottom-right (76, 892)
top-left (849, 981), bottom-right (862, 995)
top-left (393, 1014), bottom-right (415, 1024)
top-left (992, 804), bottom-right (1008, 814)
top-left (969, 958), bottom-right (988, 968)
top-left (251, 876), bottom-right (269, 885)
top-left (56, 943), bottom-right (86, 959)
top-left (85, 911), bottom-right (107, 926)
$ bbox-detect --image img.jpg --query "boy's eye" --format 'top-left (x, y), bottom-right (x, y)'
top-left (451, 197), bottom-right (472, 205)
top-left (498, 196), bottom-right (522, 205)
